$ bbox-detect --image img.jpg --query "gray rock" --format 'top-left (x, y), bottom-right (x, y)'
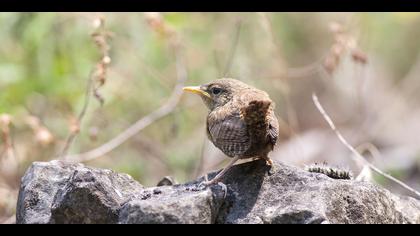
top-left (16, 159), bottom-right (420, 224)
top-left (119, 185), bottom-right (224, 224)
top-left (17, 160), bottom-right (143, 224)
top-left (17, 160), bottom-right (81, 224)
top-left (209, 160), bottom-right (420, 224)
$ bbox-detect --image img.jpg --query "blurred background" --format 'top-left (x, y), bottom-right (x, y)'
top-left (1, 12), bottom-right (420, 223)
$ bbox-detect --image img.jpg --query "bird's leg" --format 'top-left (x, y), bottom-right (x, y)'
top-left (261, 155), bottom-right (273, 166)
top-left (204, 173), bottom-right (209, 182)
top-left (261, 156), bottom-right (275, 175)
top-left (200, 155), bottom-right (241, 186)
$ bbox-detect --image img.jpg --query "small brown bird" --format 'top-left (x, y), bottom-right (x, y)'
top-left (183, 78), bottom-right (279, 186)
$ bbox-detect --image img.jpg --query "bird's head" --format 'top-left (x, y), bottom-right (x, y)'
top-left (183, 78), bottom-right (248, 110)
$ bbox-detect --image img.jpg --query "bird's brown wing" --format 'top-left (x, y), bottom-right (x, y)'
top-left (207, 115), bottom-right (250, 157)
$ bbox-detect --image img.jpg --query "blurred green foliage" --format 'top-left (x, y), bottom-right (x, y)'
top-left (1, 12), bottom-right (420, 189)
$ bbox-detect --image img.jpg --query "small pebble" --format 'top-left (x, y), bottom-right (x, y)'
top-left (153, 189), bottom-right (162, 195)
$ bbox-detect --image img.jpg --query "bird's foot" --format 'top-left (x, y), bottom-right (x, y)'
top-left (267, 166), bottom-right (275, 175)
top-left (189, 181), bottom-right (208, 191)
top-left (194, 178), bottom-right (227, 197)
top-left (195, 180), bottom-right (227, 198)
top-left (196, 181), bottom-right (209, 190)
top-left (217, 182), bottom-right (228, 198)
top-left (264, 157), bottom-right (275, 175)
top-left (197, 177), bottom-right (219, 189)
top-left (265, 157), bottom-right (273, 166)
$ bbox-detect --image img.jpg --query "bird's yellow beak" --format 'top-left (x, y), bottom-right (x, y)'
top-left (183, 86), bottom-right (211, 98)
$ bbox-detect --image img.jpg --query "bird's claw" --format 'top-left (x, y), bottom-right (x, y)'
top-left (193, 181), bottom-right (228, 198)
top-left (188, 181), bottom-right (207, 191)
top-left (265, 158), bottom-right (273, 167)
top-left (195, 179), bottom-right (227, 197)
top-left (217, 182), bottom-right (228, 198)
top-left (197, 181), bottom-right (209, 190)
top-left (267, 164), bottom-right (276, 175)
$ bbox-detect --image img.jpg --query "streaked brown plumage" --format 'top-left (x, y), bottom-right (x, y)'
top-left (183, 78), bottom-right (279, 185)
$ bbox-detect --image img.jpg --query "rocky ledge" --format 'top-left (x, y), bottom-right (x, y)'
top-left (16, 159), bottom-right (420, 224)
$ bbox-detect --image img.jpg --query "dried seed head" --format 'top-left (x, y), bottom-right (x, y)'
top-left (331, 44), bottom-right (344, 58)
top-left (102, 56), bottom-right (111, 64)
top-left (145, 12), bottom-right (164, 31)
top-left (144, 12), bottom-right (176, 39)
top-left (351, 48), bottom-right (368, 64)
top-left (69, 117), bottom-right (80, 134)
top-left (0, 114), bottom-right (12, 130)
top-left (25, 116), bottom-right (41, 130)
top-left (334, 34), bottom-right (347, 45)
top-left (92, 17), bottom-right (104, 29)
top-left (88, 126), bottom-right (99, 142)
top-left (323, 55), bottom-right (339, 74)
top-left (325, 21), bottom-right (369, 73)
top-left (92, 34), bottom-right (107, 49)
top-left (35, 127), bottom-right (54, 146)
top-left (346, 37), bottom-right (357, 50)
top-left (328, 22), bottom-right (344, 34)
top-left (25, 115), bottom-right (54, 146)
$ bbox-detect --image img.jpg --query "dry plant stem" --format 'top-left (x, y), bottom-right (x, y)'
top-left (285, 60), bottom-right (323, 79)
top-left (65, 46), bottom-right (187, 163)
top-left (258, 13), bottom-right (287, 67)
top-left (222, 21), bottom-right (242, 77)
top-left (259, 13), bottom-right (301, 134)
top-left (312, 93), bottom-right (420, 198)
top-left (356, 142), bottom-right (381, 163)
top-left (0, 149), bottom-right (5, 160)
top-left (60, 17), bottom-right (111, 159)
top-left (1, 127), bottom-right (12, 157)
top-left (193, 138), bottom-right (209, 179)
top-left (0, 121), bottom-right (17, 168)
top-left (2, 214), bottom-right (16, 224)
top-left (60, 77), bottom-right (93, 159)
top-left (0, 134), bottom-right (8, 160)
top-left (213, 50), bottom-right (222, 78)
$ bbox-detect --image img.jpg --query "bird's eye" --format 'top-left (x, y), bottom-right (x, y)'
top-left (211, 87), bottom-right (222, 95)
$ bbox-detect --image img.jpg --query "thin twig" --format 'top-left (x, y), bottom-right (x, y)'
top-left (0, 115), bottom-right (18, 174)
top-left (1, 214), bottom-right (16, 224)
top-left (356, 142), bottom-right (381, 163)
top-left (222, 20), bottom-right (242, 77)
top-left (285, 60), bottom-right (323, 79)
top-left (0, 148), bottom-right (5, 161)
top-left (213, 50), bottom-right (222, 78)
top-left (64, 45), bottom-right (187, 163)
top-left (258, 13), bottom-right (303, 135)
top-left (354, 142), bottom-right (384, 181)
top-left (312, 93), bottom-right (420, 198)
top-left (60, 16), bottom-right (111, 159)
top-left (193, 138), bottom-right (209, 179)
top-left (258, 12), bottom-right (289, 70)
top-left (60, 76), bottom-right (93, 158)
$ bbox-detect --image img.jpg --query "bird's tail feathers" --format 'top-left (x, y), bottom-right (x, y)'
top-left (241, 100), bottom-right (271, 132)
